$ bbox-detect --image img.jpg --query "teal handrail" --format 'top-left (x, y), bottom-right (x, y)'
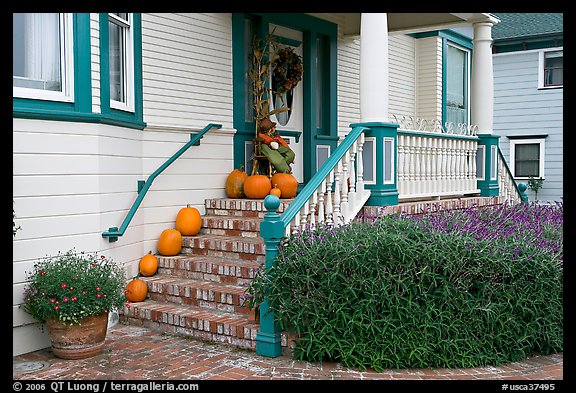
top-left (279, 125), bottom-right (369, 228)
top-left (497, 147), bottom-right (528, 204)
top-left (102, 123), bottom-right (222, 242)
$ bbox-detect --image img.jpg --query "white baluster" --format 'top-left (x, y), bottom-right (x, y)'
top-left (325, 170), bottom-right (334, 225)
top-left (299, 201), bottom-right (309, 232)
top-left (317, 179), bottom-right (326, 225)
top-left (440, 138), bottom-right (448, 193)
top-left (340, 154), bottom-right (350, 221)
top-left (431, 137), bottom-right (438, 195)
top-left (333, 162), bottom-right (343, 226)
top-left (424, 137), bottom-right (431, 195)
top-left (462, 140), bottom-right (470, 192)
top-left (470, 141), bottom-right (477, 190)
top-left (414, 136), bottom-right (422, 195)
top-left (291, 214), bottom-right (300, 235)
top-left (458, 139), bottom-right (466, 193)
top-left (397, 135), bottom-right (405, 196)
top-left (348, 141), bottom-right (357, 210)
top-left (356, 133), bottom-right (365, 200)
top-left (408, 136), bottom-right (416, 197)
top-left (309, 190), bottom-right (318, 230)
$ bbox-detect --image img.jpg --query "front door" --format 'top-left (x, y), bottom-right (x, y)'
top-left (269, 24), bottom-right (304, 183)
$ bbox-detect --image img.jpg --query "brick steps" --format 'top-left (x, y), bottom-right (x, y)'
top-left (120, 198), bottom-right (291, 353)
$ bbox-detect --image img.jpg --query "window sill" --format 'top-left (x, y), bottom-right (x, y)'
top-left (13, 108), bottom-right (146, 130)
top-left (538, 85), bottom-right (563, 90)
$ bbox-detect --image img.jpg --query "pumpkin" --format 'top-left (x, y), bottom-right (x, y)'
top-left (243, 174), bottom-right (272, 199)
top-left (271, 173), bottom-right (298, 198)
top-left (157, 228), bottom-right (182, 256)
top-left (270, 185), bottom-right (282, 198)
top-left (139, 251), bottom-right (158, 277)
top-left (125, 279), bottom-right (148, 302)
top-left (225, 166), bottom-right (248, 198)
top-left (175, 204), bottom-right (202, 236)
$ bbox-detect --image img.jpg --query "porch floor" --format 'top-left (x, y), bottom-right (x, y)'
top-left (13, 323), bottom-right (563, 380)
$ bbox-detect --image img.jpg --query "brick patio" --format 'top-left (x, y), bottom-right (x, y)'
top-left (13, 324), bottom-right (563, 381)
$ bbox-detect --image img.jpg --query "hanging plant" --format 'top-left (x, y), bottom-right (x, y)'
top-left (272, 47), bottom-right (303, 95)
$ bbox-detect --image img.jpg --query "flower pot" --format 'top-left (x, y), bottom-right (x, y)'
top-left (44, 313), bottom-right (109, 360)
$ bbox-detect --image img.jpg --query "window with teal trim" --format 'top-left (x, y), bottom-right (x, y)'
top-left (445, 43), bottom-right (470, 126)
top-left (13, 13), bottom-right (92, 117)
top-left (315, 34), bottom-right (330, 135)
top-left (99, 13), bottom-right (144, 128)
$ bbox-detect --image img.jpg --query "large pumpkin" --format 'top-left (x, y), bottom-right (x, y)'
top-left (225, 166), bottom-right (248, 198)
top-left (139, 251), bottom-right (158, 277)
top-left (243, 175), bottom-right (272, 199)
top-left (125, 279), bottom-right (148, 302)
top-left (157, 228), bottom-right (182, 256)
top-left (271, 173), bottom-right (298, 198)
top-left (175, 204), bottom-right (202, 236)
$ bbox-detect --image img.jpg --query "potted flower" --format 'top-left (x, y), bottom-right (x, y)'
top-left (22, 248), bottom-right (126, 359)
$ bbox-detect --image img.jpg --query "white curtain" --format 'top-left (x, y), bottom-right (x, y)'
top-left (23, 13), bottom-right (61, 91)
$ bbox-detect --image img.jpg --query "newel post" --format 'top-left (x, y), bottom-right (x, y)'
top-left (517, 182), bottom-right (529, 204)
top-left (255, 194), bottom-right (284, 357)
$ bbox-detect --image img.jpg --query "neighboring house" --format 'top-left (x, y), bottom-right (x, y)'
top-left (13, 13), bottom-right (512, 356)
top-left (491, 13), bottom-right (563, 203)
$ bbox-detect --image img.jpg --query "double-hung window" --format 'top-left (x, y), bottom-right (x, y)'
top-left (510, 138), bottom-right (546, 180)
top-left (539, 49), bottom-right (563, 89)
top-left (108, 13), bottom-right (134, 112)
top-left (445, 42), bottom-right (470, 126)
top-left (13, 13), bottom-right (74, 102)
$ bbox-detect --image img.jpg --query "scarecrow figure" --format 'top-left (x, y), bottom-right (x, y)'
top-left (257, 118), bottom-right (295, 174)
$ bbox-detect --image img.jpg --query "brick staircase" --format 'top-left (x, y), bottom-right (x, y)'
top-left (119, 198), bottom-right (293, 352)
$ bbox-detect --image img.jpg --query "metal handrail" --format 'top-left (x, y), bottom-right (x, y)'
top-left (102, 123), bottom-right (222, 242)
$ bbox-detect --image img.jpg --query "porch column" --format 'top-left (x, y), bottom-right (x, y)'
top-left (472, 21), bottom-right (499, 196)
top-left (357, 13), bottom-right (399, 205)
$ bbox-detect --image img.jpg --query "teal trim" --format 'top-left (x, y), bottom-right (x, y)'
top-left (255, 195), bottom-right (284, 358)
top-left (279, 130), bottom-right (301, 143)
top-left (302, 29), bottom-right (315, 183)
top-left (98, 13), bottom-right (145, 129)
top-left (398, 129), bottom-right (480, 141)
top-left (412, 29), bottom-right (473, 50)
top-left (13, 13), bottom-right (92, 117)
top-left (280, 126), bottom-right (369, 227)
top-left (493, 38), bottom-right (563, 53)
top-left (477, 133), bottom-right (500, 197)
top-left (441, 37), bottom-right (446, 126)
top-left (442, 34), bottom-right (472, 127)
top-left (315, 135), bottom-right (340, 141)
top-left (13, 109), bottom-right (146, 129)
top-left (271, 35), bottom-right (301, 47)
top-left (352, 122), bottom-right (399, 206)
top-left (102, 123), bottom-right (222, 242)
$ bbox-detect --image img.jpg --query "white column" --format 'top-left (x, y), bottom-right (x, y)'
top-left (471, 21), bottom-right (495, 134)
top-left (360, 13), bottom-right (389, 123)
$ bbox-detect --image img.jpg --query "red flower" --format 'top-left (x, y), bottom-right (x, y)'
top-left (71, 296), bottom-right (78, 301)
top-left (63, 297), bottom-right (69, 303)
top-left (40, 271), bottom-right (46, 276)
top-left (96, 293), bottom-right (102, 298)
top-left (61, 283), bottom-right (67, 289)
top-left (96, 286), bottom-right (101, 291)
top-left (49, 298), bottom-right (56, 303)
top-left (82, 291), bottom-right (87, 295)
top-left (54, 305), bottom-right (59, 310)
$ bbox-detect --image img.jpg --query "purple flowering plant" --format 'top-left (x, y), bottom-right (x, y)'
top-left (22, 249), bottom-right (126, 325)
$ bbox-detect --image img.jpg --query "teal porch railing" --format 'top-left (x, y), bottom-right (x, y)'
top-left (255, 124), bottom-right (370, 357)
top-left (102, 123), bottom-right (222, 242)
top-left (497, 146), bottom-right (529, 204)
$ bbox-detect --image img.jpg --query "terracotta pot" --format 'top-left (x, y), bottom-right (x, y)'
top-left (44, 313), bottom-right (109, 360)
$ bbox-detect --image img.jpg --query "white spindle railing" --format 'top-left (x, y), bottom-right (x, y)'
top-left (391, 114), bottom-right (480, 200)
top-left (497, 148), bottom-right (524, 205)
top-left (283, 128), bottom-right (370, 237)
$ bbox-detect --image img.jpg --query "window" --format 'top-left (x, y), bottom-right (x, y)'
top-left (544, 50), bottom-right (563, 87)
top-left (510, 138), bottom-right (546, 179)
top-left (445, 43), bottom-right (470, 126)
top-left (108, 13), bottom-right (134, 111)
top-left (13, 13), bottom-right (74, 102)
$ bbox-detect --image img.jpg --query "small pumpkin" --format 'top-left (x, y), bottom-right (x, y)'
top-left (139, 251), bottom-right (158, 277)
top-left (125, 279), bottom-right (148, 302)
top-left (271, 173), bottom-right (298, 198)
top-left (225, 165), bottom-right (248, 198)
top-left (175, 204), bottom-right (202, 236)
top-left (243, 174), bottom-right (272, 199)
top-left (270, 185), bottom-right (282, 198)
top-left (157, 228), bottom-right (182, 256)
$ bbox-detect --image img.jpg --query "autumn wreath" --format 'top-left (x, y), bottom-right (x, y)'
top-left (272, 47), bottom-right (303, 95)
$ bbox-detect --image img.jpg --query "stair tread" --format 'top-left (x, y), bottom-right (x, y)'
top-left (124, 298), bottom-right (259, 326)
top-left (157, 254), bottom-right (262, 269)
top-left (141, 274), bottom-right (253, 294)
top-left (184, 233), bottom-right (263, 243)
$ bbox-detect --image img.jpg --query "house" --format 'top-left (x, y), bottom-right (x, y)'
top-left (491, 13), bottom-right (563, 203)
top-left (13, 12), bottom-right (522, 357)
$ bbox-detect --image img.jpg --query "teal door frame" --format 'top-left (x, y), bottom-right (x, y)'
top-left (232, 13), bottom-right (338, 184)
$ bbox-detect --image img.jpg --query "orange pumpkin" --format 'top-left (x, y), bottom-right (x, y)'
top-left (175, 204), bottom-right (202, 236)
top-left (139, 251), bottom-right (158, 277)
top-left (243, 174), bottom-right (272, 199)
top-left (271, 173), bottom-right (298, 198)
top-left (157, 228), bottom-right (182, 256)
top-left (225, 166), bottom-right (248, 198)
top-left (125, 279), bottom-right (148, 302)
top-left (270, 185), bottom-right (282, 198)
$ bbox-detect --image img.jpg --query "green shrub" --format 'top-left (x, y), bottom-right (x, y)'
top-left (246, 203), bottom-right (563, 371)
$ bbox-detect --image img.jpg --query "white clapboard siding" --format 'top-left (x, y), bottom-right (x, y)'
top-left (416, 36), bottom-right (442, 121)
top-left (388, 34), bottom-right (416, 117)
top-left (90, 13), bottom-right (101, 114)
top-left (141, 13), bottom-right (234, 130)
top-left (493, 49), bottom-right (563, 203)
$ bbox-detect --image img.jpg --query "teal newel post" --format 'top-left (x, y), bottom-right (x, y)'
top-left (351, 122), bottom-right (399, 206)
top-left (255, 194), bottom-right (283, 357)
top-left (517, 182), bottom-right (529, 204)
top-left (477, 134), bottom-right (500, 196)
